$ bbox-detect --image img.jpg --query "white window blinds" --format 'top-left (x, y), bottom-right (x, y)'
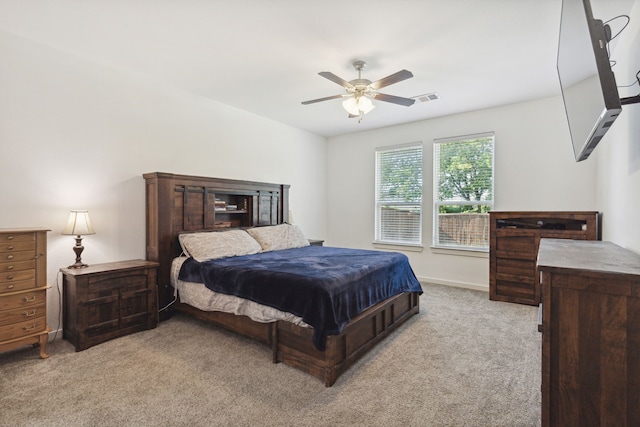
top-left (433, 133), bottom-right (494, 250)
top-left (375, 143), bottom-right (423, 245)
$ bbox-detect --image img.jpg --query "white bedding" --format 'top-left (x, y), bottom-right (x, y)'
top-left (170, 257), bottom-right (309, 327)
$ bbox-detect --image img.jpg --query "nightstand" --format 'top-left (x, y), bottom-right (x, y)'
top-left (61, 260), bottom-right (158, 351)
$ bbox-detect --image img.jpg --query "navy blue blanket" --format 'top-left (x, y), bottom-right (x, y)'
top-left (178, 246), bottom-right (422, 350)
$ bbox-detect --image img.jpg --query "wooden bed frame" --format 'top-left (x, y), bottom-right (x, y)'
top-left (144, 172), bottom-right (420, 386)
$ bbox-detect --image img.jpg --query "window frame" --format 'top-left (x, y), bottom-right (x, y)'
top-left (374, 142), bottom-right (423, 247)
top-left (432, 132), bottom-right (495, 252)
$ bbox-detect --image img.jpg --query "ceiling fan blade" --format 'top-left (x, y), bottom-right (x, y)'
top-left (301, 94), bottom-right (345, 105)
top-left (319, 72), bottom-right (353, 89)
top-left (373, 93), bottom-right (416, 107)
top-left (369, 70), bottom-right (413, 90)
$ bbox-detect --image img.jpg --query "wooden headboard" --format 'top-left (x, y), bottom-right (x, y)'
top-left (143, 172), bottom-right (289, 313)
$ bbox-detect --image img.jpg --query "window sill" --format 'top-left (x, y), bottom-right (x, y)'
top-left (430, 245), bottom-right (489, 258)
top-left (373, 242), bottom-right (424, 253)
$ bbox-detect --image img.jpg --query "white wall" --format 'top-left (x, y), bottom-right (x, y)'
top-left (0, 31), bottom-right (327, 332)
top-left (327, 96), bottom-right (597, 290)
top-left (596, 0), bottom-right (640, 253)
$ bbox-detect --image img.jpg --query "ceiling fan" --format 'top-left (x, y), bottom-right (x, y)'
top-left (301, 60), bottom-right (416, 122)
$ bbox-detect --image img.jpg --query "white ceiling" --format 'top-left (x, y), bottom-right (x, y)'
top-left (0, 0), bottom-right (634, 137)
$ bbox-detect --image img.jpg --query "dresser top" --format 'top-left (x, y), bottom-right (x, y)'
top-left (537, 239), bottom-right (640, 277)
top-left (0, 228), bottom-right (50, 233)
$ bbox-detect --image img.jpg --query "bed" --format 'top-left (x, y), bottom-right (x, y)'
top-left (144, 172), bottom-right (422, 386)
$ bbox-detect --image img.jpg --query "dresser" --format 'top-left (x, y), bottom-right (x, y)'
top-left (538, 239), bottom-right (640, 426)
top-left (61, 260), bottom-right (159, 351)
top-left (490, 211), bottom-right (598, 305)
top-left (0, 228), bottom-right (50, 358)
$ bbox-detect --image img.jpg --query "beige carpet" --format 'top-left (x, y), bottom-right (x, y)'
top-left (0, 283), bottom-right (541, 426)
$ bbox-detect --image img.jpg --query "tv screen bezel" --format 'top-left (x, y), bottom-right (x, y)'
top-left (557, 0), bottom-right (622, 162)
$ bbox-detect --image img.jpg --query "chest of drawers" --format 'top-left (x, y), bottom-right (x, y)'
top-left (0, 228), bottom-right (50, 358)
top-left (489, 211), bottom-right (598, 305)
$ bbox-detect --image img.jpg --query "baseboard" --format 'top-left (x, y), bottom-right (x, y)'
top-left (47, 328), bottom-right (63, 342)
top-left (417, 276), bottom-right (489, 293)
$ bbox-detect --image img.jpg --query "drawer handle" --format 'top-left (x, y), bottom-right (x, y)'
top-left (23, 295), bottom-right (37, 302)
top-left (7, 235), bottom-right (14, 240)
top-left (22, 323), bottom-right (38, 332)
top-left (6, 275), bottom-right (13, 280)
top-left (6, 245), bottom-right (13, 251)
top-left (7, 265), bottom-right (14, 270)
top-left (23, 309), bottom-right (37, 317)
top-left (6, 255), bottom-right (14, 260)
top-left (6, 284), bottom-right (14, 290)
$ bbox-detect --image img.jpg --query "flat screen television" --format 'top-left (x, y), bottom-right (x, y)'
top-left (557, 0), bottom-right (622, 162)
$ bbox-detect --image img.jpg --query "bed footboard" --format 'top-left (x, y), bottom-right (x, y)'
top-left (272, 291), bottom-right (420, 387)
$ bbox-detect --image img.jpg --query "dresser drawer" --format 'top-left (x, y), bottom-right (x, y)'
top-left (0, 269), bottom-right (35, 285)
top-left (0, 250), bottom-right (36, 263)
top-left (0, 279), bottom-right (37, 294)
top-left (0, 303), bottom-right (46, 327)
top-left (495, 234), bottom-right (535, 254)
top-left (0, 289), bottom-right (46, 311)
top-left (0, 232), bottom-right (35, 244)
top-left (0, 241), bottom-right (36, 253)
top-left (0, 259), bottom-right (35, 274)
top-left (0, 316), bottom-right (47, 341)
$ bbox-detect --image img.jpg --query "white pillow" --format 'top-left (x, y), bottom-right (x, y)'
top-left (178, 230), bottom-right (262, 262)
top-left (246, 224), bottom-right (310, 252)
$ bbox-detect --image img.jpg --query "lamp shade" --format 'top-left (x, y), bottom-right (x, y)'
top-left (62, 210), bottom-right (95, 236)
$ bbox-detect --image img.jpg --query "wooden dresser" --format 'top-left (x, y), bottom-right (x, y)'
top-left (61, 260), bottom-right (158, 351)
top-left (538, 239), bottom-right (640, 426)
top-left (0, 228), bottom-right (50, 358)
top-left (489, 211), bottom-right (598, 305)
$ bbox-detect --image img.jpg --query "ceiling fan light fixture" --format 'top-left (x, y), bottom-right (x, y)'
top-left (359, 96), bottom-right (375, 114)
top-left (342, 95), bottom-right (375, 116)
top-left (342, 97), bottom-right (361, 116)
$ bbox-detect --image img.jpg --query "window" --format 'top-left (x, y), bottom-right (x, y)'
top-left (375, 142), bottom-right (423, 245)
top-left (433, 133), bottom-right (494, 250)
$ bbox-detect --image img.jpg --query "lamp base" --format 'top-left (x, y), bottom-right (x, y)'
top-left (67, 261), bottom-right (89, 269)
top-left (69, 236), bottom-right (89, 269)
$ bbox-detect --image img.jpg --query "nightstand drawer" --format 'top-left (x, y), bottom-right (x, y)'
top-left (87, 274), bottom-right (148, 293)
top-left (85, 319), bottom-right (119, 336)
top-left (84, 294), bottom-right (119, 332)
top-left (0, 303), bottom-right (46, 327)
top-left (121, 289), bottom-right (151, 321)
top-left (0, 316), bottom-right (46, 341)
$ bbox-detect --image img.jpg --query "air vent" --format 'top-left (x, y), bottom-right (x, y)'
top-left (414, 92), bottom-right (440, 102)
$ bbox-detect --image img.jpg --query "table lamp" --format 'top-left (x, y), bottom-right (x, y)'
top-left (62, 210), bottom-right (96, 268)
